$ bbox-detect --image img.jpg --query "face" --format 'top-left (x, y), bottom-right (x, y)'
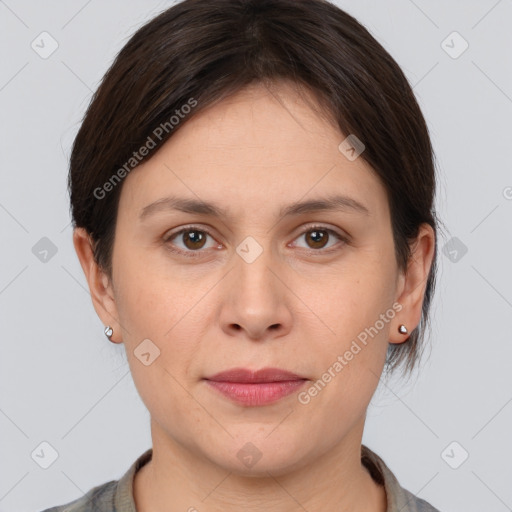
top-left (80, 81), bottom-right (426, 476)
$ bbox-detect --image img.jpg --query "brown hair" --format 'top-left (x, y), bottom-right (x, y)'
top-left (69, 0), bottom-right (440, 375)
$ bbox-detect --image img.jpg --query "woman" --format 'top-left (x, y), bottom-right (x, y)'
top-left (43, 0), bottom-right (440, 510)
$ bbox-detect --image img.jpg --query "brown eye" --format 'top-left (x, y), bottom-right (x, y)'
top-left (304, 229), bottom-right (329, 249)
top-left (292, 226), bottom-right (347, 253)
top-left (181, 230), bottom-right (207, 250)
top-left (165, 227), bottom-right (218, 257)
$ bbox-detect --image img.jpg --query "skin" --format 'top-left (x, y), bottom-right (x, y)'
top-left (74, 80), bottom-right (435, 512)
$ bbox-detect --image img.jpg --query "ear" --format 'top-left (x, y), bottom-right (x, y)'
top-left (72, 227), bottom-right (123, 343)
top-left (390, 223), bottom-right (436, 345)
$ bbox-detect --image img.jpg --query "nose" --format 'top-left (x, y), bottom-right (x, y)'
top-left (218, 245), bottom-right (293, 341)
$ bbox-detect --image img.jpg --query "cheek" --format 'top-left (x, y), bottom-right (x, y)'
top-left (113, 261), bottom-right (208, 422)
top-left (113, 248), bottom-right (193, 335)
top-left (297, 252), bottom-right (395, 401)
top-left (304, 253), bottom-right (396, 338)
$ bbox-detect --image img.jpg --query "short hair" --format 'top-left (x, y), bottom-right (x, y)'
top-left (68, 0), bottom-right (440, 376)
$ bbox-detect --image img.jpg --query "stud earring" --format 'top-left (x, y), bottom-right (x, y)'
top-left (398, 324), bottom-right (408, 335)
top-left (104, 325), bottom-right (114, 339)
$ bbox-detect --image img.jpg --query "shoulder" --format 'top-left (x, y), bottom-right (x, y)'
top-left (38, 448), bottom-right (152, 512)
top-left (38, 479), bottom-right (117, 512)
top-left (39, 480), bottom-right (117, 512)
top-left (361, 444), bottom-right (442, 512)
top-left (399, 485), bottom-right (442, 512)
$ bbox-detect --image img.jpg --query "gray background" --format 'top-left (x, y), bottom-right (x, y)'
top-left (1, 1), bottom-right (511, 510)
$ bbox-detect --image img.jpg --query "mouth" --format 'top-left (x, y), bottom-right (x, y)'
top-left (203, 367), bottom-right (308, 406)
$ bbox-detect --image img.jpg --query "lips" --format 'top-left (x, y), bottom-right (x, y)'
top-left (203, 367), bottom-right (308, 406)
top-left (204, 367), bottom-right (306, 383)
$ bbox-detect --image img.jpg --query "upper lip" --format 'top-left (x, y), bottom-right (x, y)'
top-left (205, 367), bottom-right (306, 383)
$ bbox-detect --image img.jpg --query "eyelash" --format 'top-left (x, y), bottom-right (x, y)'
top-left (163, 224), bottom-right (349, 259)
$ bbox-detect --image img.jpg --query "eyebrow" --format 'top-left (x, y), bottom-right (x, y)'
top-left (139, 193), bottom-right (370, 221)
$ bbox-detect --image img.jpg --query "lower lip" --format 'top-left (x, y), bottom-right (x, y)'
top-left (204, 379), bottom-right (307, 406)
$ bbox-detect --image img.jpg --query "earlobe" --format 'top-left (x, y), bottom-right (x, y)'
top-left (390, 223), bottom-right (436, 345)
top-left (72, 228), bottom-right (122, 342)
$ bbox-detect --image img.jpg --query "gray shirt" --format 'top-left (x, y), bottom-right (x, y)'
top-left (40, 445), bottom-right (441, 511)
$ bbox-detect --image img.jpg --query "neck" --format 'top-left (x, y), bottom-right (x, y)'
top-left (134, 418), bottom-right (387, 512)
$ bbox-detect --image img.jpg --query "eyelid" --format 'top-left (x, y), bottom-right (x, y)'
top-left (163, 224), bottom-right (221, 257)
top-left (288, 223), bottom-right (350, 252)
top-left (292, 222), bottom-right (349, 240)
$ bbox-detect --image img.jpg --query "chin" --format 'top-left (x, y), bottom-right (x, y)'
top-left (205, 433), bottom-right (314, 477)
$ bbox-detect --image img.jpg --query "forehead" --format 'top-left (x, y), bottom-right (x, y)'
top-left (117, 81), bottom-right (388, 222)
